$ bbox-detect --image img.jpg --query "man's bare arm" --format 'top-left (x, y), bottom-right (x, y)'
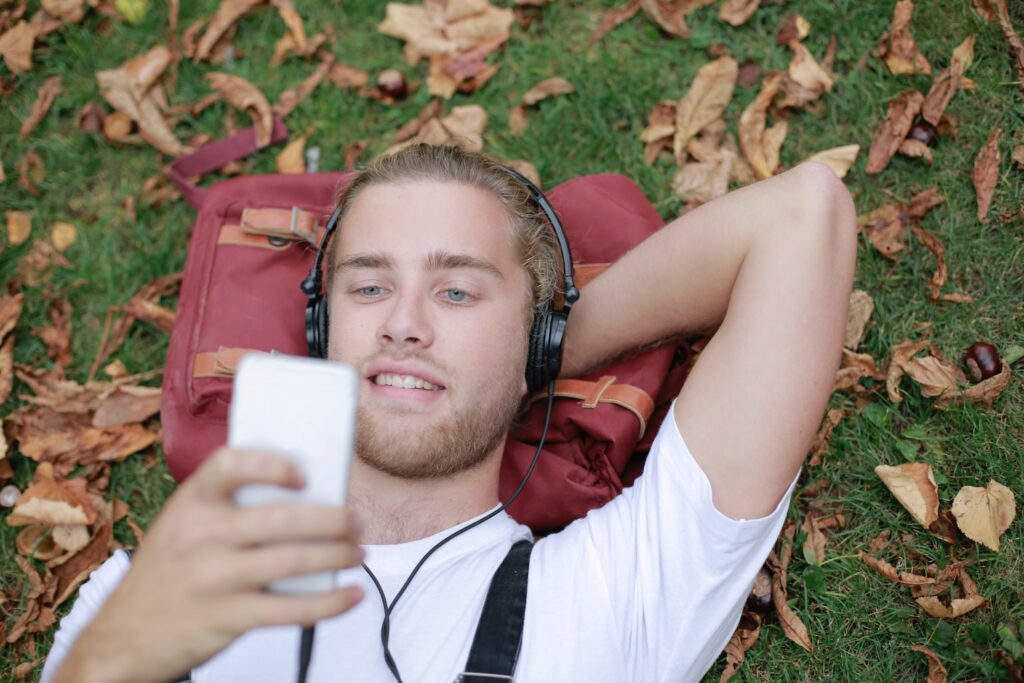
top-left (561, 162), bottom-right (857, 519)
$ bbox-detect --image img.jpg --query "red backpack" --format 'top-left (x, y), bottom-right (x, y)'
top-left (160, 122), bottom-right (691, 532)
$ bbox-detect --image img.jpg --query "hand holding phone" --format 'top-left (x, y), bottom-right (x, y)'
top-left (229, 352), bottom-right (360, 595)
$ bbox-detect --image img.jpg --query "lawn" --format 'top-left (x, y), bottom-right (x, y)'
top-left (1, 0), bottom-right (1022, 681)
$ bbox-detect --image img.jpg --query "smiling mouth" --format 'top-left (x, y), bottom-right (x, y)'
top-left (371, 373), bottom-right (446, 391)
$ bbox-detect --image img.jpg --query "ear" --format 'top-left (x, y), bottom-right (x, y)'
top-left (519, 376), bottom-right (529, 399)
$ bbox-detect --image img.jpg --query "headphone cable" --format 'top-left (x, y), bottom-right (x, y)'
top-left (293, 382), bottom-right (554, 683)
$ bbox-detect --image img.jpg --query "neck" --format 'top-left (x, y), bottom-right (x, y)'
top-left (347, 449), bottom-right (503, 545)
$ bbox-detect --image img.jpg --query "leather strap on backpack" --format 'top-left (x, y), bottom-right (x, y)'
top-left (165, 118), bottom-right (290, 210)
top-left (456, 539), bottom-right (534, 683)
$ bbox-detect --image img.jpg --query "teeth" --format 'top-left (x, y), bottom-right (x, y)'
top-left (373, 373), bottom-right (441, 391)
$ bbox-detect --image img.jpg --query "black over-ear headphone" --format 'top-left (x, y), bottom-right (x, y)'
top-left (300, 166), bottom-right (580, 393)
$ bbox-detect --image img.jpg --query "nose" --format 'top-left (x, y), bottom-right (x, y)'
top-left (377, 288), bottom-right (434, 350)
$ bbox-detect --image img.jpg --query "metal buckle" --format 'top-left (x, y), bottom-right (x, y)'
top-left (289, 206), bottom-right (319, 245)
top-left (453, 674), bottom-right (514, 682)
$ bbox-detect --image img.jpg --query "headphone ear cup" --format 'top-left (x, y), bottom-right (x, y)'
top-left (526, 310), bottom-right (549, 393)
top-left (544, 310), bottom-right (568, 386)
top-left (305, 296), bottom-right (329, 359)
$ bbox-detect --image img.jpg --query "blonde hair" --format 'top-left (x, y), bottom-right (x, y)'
top-left (325, 144), bottom-right (562, 321)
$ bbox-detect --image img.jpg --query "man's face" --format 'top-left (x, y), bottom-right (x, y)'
top-left (327, 179), bottom-right (532, 480)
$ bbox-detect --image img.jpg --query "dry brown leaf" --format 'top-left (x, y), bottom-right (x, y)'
top-left (903, 353), bottom-right (964, 400)
top-left (388, 104), bottom-right (488, 155)
top-left (52, 497), bottom-right (114, 609)
top-left (7, 210), bottom-right (31, 246)
top-left (194, 0), bottom-right (262, 61)
top-left (833, 348), bottom-right (881, 393)
top-left (844, 289), bottom-right (873, 350)
top-left (776, 14), bottom-right (810, 45)
top-left (34, 298), bottom-right (72, 369)
top-left (521, 76), bottom-right (575, 105)
top-left (271, 0), bottom-right (306, 53)
top-left (866, 89), bottom-right (924, 174)
top-left (503, 159), bottom-right (541, 188)
top-left (909, 226), bottom-right (974, 304)
top-left (76, 101), bottom-right (106, 133)
top-left (766, 548), bottom-right (813, 652)
top-left (857, 188), bottom-right (944, 260)
top-left (719, 609), bottom-right (762, 681)
top-left (0, 21), bottom-right (39, 74)
top-left (589, 0), bottom-right (641, 44)
top-left (807, 407), bottom-right (847, 466)
top-left (673, 56), bottom-right (737, 163)
top-left (640, 100), bottom-right (676, 164)
top-left (801, 512), bottom-right (826, 564)
top-left (6, 462), bottom-right (97, 527)
top-left (972, 128), bottom-right (1001, 222)
top-left (916, 593), bottom-right (986, 619)
top-left (17, 239), bottom-right (71, 287)
top-left (20, 76), bottom-right (62, 139)
top-left (980, 0), bottom-right (1024, 92)
top-left (937, 359), bottom-right (1011, 410)
top-left (18, 149), bottom-right (45, 195)
top-left (50, 221), bottom-right (76, 253)
top-left (897, 138), bottom-right (933, 164)
top-left (96, 46), bottom-right (188, 157)
top-left (806, 144), bottom-right (860, 179)
top-left (875, 462), bottom-right (939, 529)
top-left (273, 54), bottom-right (333, 118)
top-left (205, 72), bottom-right (273, 147)
top-left (860, 551), bottom-right (937, 586)
top-left (786, 41), bottom-right (833, 95)
top-left (878, 1), bottom-right (932, 75)
top-left (343, 140), bottom-right (369, 169)
top-left (15, 525), bottom-right (63, 561)
top-left (671, 148), bottom-right (734, 207)
top-left (911, 645), bottom-right (948, 683)
top-left (951, 480), bottom-right (1016, 551)
top-left (719, 0), bottom-right (759, 27)
top-left (92, 385), bottom-right (163, 428)
top-left (275, 132), bottom-right (308, 174)
top-left (329, 63), bottom-right (369, 89)
top-left (921, 35), bottom-right (975, 126)
top-left (640, 0), bottom-right (695, 39)
top-left (739, 72), bottom-right (786, 180)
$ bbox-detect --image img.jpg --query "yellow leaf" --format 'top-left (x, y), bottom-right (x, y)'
top-left (875, 462), bottom-right (939, 529)
top-left (51, 221), bottom-right (77, 253)
top-left (6, 210), bottom-right (31, 245)
top-left (951, 480), bottom-right (1016, 551)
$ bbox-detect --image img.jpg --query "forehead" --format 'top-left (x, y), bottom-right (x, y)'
top-left (334, 180), bottom-right (518, 266)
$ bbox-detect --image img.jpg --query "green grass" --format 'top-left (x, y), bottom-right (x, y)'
top-left (2, 0), bottom-right (1023, 680)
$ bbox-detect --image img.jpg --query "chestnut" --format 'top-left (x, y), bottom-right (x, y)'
top-left (376, 69), bottom-right (408, 100)
top-left (906, 119), bottom-right (938, 148)
top-left (745, 567), bottom-right (773, 614)
top-left (964, 341), bottom-right (1000, 383)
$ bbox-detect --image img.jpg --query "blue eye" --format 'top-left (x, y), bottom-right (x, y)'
top-left (359, 286), bottom-right (383, 297)
top-left (444, 288), bottom-right (468, 303)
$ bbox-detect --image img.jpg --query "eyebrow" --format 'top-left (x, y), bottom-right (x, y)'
top-left (333, 250), bottom-right (504, 281)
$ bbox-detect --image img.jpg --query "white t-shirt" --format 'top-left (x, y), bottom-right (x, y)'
top-left (41, 406), bottom-right (798, 683)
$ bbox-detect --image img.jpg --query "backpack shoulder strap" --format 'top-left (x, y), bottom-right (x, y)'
top-left (456, 539), bottom-right (534, 683)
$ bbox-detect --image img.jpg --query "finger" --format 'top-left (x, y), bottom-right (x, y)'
top-left (189, 448), bottom-right (304, 502)
top-left (226, 504), bottom-right (362, 548)
top-left (230, 541), bottom-right (366, 590)
top-left (236, 586), bottom-right (366, 629)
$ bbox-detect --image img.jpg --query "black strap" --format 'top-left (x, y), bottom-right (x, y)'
top-left (458, 539), bottom-right (534, 683)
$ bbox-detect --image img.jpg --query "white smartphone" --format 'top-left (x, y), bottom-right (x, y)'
top-left (228, 352), bottom-right (360, 595)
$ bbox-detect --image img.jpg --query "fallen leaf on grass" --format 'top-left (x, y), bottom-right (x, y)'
top-left (673, 56), bottom-right (737, 163)
top-left (509, 77), bottom-right (575, 135)
top-left (16, 240), bottom-right (71, 287)
top-left (719, 607), bottom-right (762, 681)
top-left (766, 546), bottom-right (813, 651)
top-left (718, 0), bottom-right (759, 27)
top-left (503, 159), bottom-right (541, 188)
top-left (860, 551), bottom-right (937, 586)
top-left (776, 14), bottom-right (810, 45)
top-left (640, 0), bottom-right (713, 39)
top-left (898, 138), bottom-right (933, 164)
top-left (807, 407), bottom-right (847, 466)
top-left (387, 104), bottom-right (488, 155)
top-left (806, 144), bottom-right (860, 178)
top-left (833, 348), bottom-right (881, 394)
top-left (0, 21), bottom-right (39, 74)
top-left (76, 101), bottom-right (106, 133)
top-left (6, 462), bottom-right (97, 527)
top-left (915, 587), bottom-right (986, 619)
top-left (194, 0), bottom-right (262, 61)
top-left (909, 226), bottom-right (974, 304)
top-left (6, 211), bottom-right (31, 246)
top-left (33, 298), bottom-right (72, 370)
top-left (951, 480), bottom-right (1015, 551)
top-left (96, 46), bottom-right (188, 157)
top-left (875, 462), bottom-right (939, 529)
top-left (739, 72), bottom-right (787, 180)
top-left (328, 63), bottom-right (368, 89)
top-left (921, 35), bottom-right (975, 126)
top-left (640, 100), bottom-right (676, 164)
top-left (51, 497), bottom-right (114, 608)
top-left (911, 644), bottom-right (948, 683)
top-left (20, 76), bottom-right (62, 139)
top-left (844, 289), bottom-right (873, 350)
top-left (801, 511), bottom-right (827, 564)
top-left (343, 140), bottom-right (369, 169)
top-left (857, 187), bottom-right (944, 260)
top-left (866, 89), bottom-right (923, 174)
top-left (786, 40), bottom-right (833, 97)
top-left (18, 150), bottom-right (45, 195)
top-left (92, 385), bottom-right (162, 428)
top-left (273, 52), bottom-right (333, 118)
top-left (205, 72), bottom-right (273, 147)
top-left (50, 221), bottom-right (76, 252)
top-left (275, 131), bottom-right (309, 174)
top-left (972, 128), bottom-right (1001, 222)
top-left (671, 148), bottom-right (734, 207)
top-left (877, 1), bottom-right (931, 75)
top-left (976, 0), bottom-right (1024, 92)
top-left (589, 0), bottom-right (641, 44)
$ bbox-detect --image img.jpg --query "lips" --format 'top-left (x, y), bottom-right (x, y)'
top-left (364, 361), bottom-right (446, 390)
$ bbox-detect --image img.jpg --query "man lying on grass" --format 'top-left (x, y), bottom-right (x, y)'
top-left (42, 144), bottom-right (856, 682)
